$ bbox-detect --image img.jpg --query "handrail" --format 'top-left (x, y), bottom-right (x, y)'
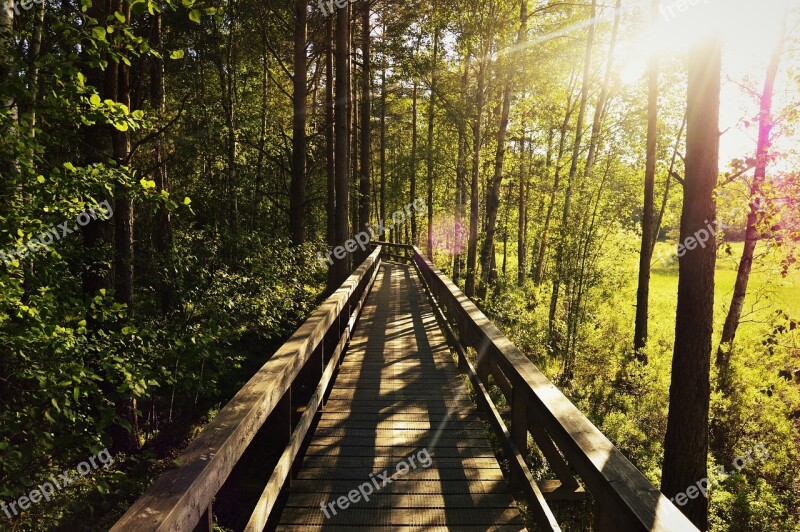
top-left (113, 247), bottom-right (382, 531)
top-left (406, 244), bottom-right (699, 532)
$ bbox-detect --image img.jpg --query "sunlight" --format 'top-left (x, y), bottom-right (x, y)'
top-left (629, 0), bottom-right (795, 59)
top-left (617, 0), bottom-right (799, 165)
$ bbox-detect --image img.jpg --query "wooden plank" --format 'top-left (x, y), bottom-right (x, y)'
top-left (303, 444), bottom-right (497, 460)
top-left (285, 492), bottom-right (514, 508)
top-left (286, 478), bottom-right (514, 495)
top-left (279, 506), bottom-right (524, 527)
top-left (539, 479), bottom-right (587, 501)
top-left (411, 258), bottom-right (559, 531)
top-left (528, 412), bottom-right (580, 490)
top-left (299, 456), bottom-right (502, 469)
top-left (278, 262), bottom-right (524, 530)
top-left (276, 525), bottom-right (525, 532)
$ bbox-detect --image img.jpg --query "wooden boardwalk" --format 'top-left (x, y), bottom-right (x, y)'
top-left (277, 262), bottom-right (525, 531)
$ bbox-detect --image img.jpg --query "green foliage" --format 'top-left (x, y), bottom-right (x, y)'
top-left (479, 235), bottom-right (800, 531)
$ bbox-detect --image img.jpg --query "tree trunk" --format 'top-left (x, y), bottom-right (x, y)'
top-left (534, 123), bottom-right (564, 286)
top-left (716, 18), bottom-right (786, 389)
top-left (517, 127), bottom-right (527, 286)
top-left (333, 2), bottom-right (351, 285)
top-left (80, 0), bottom-right (137, 455)
top-left (0, 0), bottom-right (16, 206)
top-left (150, 12), bottom-right (174, 314)
top-left (426, 20), bottom-right (439, 258)
top-left (652, 115), bottom-right (686, 258)
top-left (478, 0), bottom-right (527, 299)
top-left (549, 0), bottom-right (596, 339)
top-left (379, 25), bottom-right (387, 225)
top-left (351, 62), bottom-right (359, 238)
top-left (465, 47), bottom-right (487, 298)
top-left (289, 0), bottom-right (308, 246)
top-left (633, 0), bottom-right (659, 358)
top-left (453, 56), bottom-right (469, 283)
top-left (661, 32), bottom-right (721, 531)
top-left (410, 82), bottom-right (418, 245)
top-left (114, 41), bottom-right (134, 311)
top-left (325, 16), bottom-right (338, 291)
top-left (357, 0), bottom-right (371, 261)
top-left (477, 82), bottom-right (511, 299)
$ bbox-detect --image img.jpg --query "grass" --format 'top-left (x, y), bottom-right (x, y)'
top-left (649, 240), bottom-right (800, 346)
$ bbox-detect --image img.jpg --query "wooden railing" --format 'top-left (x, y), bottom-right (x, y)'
top-left (379, 242), bottom-right (698, 532)
top-left (116, 241), bottom-right (698, 531)
top-left (112, 247), bottom-right (381, 531)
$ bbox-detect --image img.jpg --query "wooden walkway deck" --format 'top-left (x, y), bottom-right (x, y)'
top-left (277, 262), bottom-right (525, 530)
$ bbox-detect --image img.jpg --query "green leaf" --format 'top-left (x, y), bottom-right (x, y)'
top-left (189, 9), bottom-right (201, 22)
top-left (92, 26), bottom-right (106, 41)
top-left (170, 49), bottom-right (185, 60)
top-left (37, 175), bottom-right (45, 184)
top-left (114, 121), bottom-right (129, 132)
top-left (63, 162), bottom-right (76, 171)
top-left (90, 93), bottom-right (102, 106)
top-left (131, 0), bottom-right (147, 16)
top-left (114, 10), bottom-right (125, 22)
top-left (183, 196), bottom-right (192, 205)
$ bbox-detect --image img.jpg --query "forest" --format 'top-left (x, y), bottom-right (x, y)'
top-left (0, 0), bottom-right (799, 529)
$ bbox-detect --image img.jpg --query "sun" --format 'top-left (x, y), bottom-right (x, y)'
top-left (617, 0), bottom-right (800, 166)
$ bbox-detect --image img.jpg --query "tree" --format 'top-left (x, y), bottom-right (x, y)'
top-left (426, 17), bottom-right (439, 258)
top-left (358, 0), bottom-right (371, 260)
top-left (465, 45), bottom-right (487, 298)
top-left (290, 0), bottom-right (308, 246)
top-left (333, 2), bottom-right (351, 285)
top-left (549, 0), bottom-right (596, 342)
top-left (478, 0), bottom-right (528, 299)
top-left (661, 32), bottom-right (722, 530)
top-left (326, 16), bottom-right (338, 292)
top-left (716, 16), bottom-right (787, 388)
top-left (633, 0), bottom-right (660, 359)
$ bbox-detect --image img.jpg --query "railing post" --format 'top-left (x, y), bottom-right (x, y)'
top-left (193, 504), bottom-right (213, 532)
top-left (278, 389), bottom-right (292, 485)
top-left (510, 385), bottom-right (528, 490)
top-left (594, 506), bottom-right (616, 531)
top-left (476, 338), bottom-right (491, 386)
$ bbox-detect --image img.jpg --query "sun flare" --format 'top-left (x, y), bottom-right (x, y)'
top-left (617, 0), bottom-right (800, 165)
